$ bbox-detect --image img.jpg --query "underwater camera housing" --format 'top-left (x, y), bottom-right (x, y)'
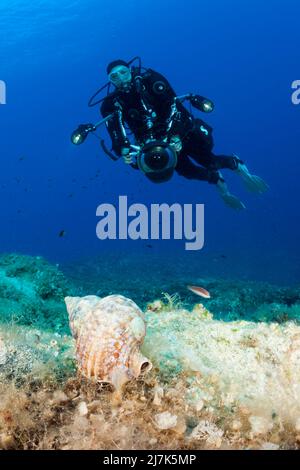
top-left (137, 141), bottom-right (178, 183)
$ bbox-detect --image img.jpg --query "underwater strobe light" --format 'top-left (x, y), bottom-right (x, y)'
top-left (190, 94), bottom-right (214, 113)
top-left (71, 124), bottom-right (95, 145)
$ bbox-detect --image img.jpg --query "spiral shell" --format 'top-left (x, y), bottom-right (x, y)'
top-left (65, 294), bottom-right (152, 390)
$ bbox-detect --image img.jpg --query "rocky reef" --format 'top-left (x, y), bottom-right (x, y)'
top-left (0, 253), bottom-right (300, 450)
top-left (0, 253), bottom-right (77, 333)
top-left (63, 252), bottom-right (300, 323)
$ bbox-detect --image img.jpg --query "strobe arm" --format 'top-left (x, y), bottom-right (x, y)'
top-left (71, 113), bottom-right (115, 145)
top-left (175, 94), bottom-right (214, 113)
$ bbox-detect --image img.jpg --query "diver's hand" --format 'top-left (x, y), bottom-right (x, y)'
top-left (170, 135), bottom-right (183, 153)
top-left (121, 147), bottom-right (133, 164)
top-left (216, 178), bottom-right (246, 210)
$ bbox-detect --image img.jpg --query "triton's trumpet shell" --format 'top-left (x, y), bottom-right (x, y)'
top-left (65, 294), bottom-right (152, 391)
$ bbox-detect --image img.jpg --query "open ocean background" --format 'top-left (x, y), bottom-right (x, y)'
top-left (0, 0), bottom-right (299, 289)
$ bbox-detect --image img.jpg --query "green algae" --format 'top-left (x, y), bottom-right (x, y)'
top-left (0, 253), bottom-right (78, 333)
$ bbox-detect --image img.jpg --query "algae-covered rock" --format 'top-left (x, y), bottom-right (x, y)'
top-left (0, 253), bottom-right (77, 333)
top-left (194, 279), bottom-right (300, 323)
top-left (154, 411), bottom-right (178, 430)
top-left (64, 253), bottom-right (300, 323)
top-left (0, 323), bottom-right (75, 384)
top-left (187, 420), bottom-right (224, 448)
top-left (0, 253), bottom-right (300, 449)
top-left (143, 307), bottom-right (300, 425)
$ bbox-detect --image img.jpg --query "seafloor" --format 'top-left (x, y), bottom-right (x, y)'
top-left (0, 252), bottom-right (300, 450)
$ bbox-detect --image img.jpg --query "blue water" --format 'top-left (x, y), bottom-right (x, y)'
top-left (1, 0), bottom-right (299, 285)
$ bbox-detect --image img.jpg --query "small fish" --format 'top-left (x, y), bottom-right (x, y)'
top-left (59, 230), bottom-right (66, 238)
top-left (187, 285), bottom-right (211, 299)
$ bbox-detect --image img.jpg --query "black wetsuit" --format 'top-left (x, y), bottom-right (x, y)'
top-left (101, 69), bottom-right (238, 184)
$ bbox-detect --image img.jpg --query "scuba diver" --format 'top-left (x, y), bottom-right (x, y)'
top-left (71, 57), bottom-right (268, 209)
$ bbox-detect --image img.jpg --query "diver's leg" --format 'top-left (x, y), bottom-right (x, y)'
top-left (190, 148), bottom-right (269, 194)
top-left (175, 154), bottom-right (219, 183)
top-left (215, 173), bottom-right (246, 210)
top-left (209, 154), bottom-right (240, 170)
top-left (186, 144), bottom-right (239, 171)
top-left (176, 155), bottom-right (245, 210)
top-left (205, 153), bottom-right (269, 193)
top-left (184, 128), bottom-right (238, 170)
top-left (184, 126), bottom-right (268, 196)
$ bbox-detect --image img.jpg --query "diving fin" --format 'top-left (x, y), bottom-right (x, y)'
top-left (233, 156), bottom-right (269, 193)
top-left (216, 176), bottom-right (246, 210)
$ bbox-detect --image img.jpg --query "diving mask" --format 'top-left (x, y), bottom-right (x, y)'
top-left (109, 65), bottom-right (132, 89)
